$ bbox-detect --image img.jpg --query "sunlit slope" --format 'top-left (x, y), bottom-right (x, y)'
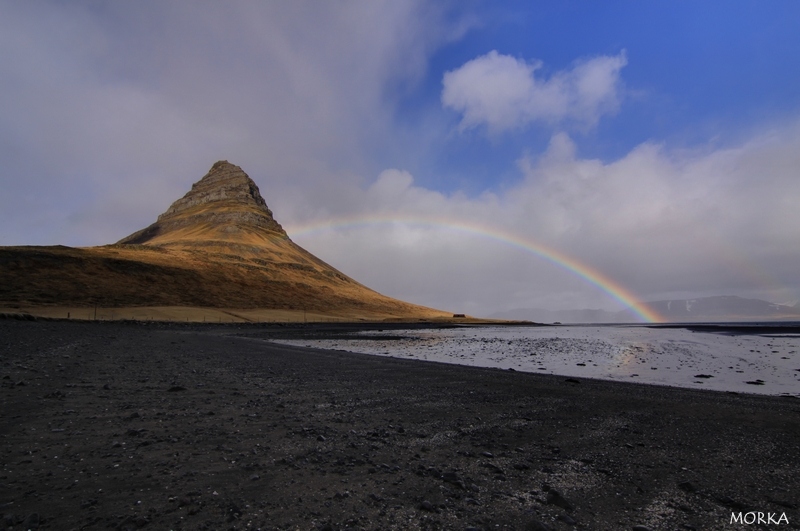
top-left (0, 161), bottom-right (451, 320)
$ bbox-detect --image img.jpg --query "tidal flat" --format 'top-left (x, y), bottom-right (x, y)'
top-left (273, 324), bottom-right (800, 397)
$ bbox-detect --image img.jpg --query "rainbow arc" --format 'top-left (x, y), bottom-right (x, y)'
top-left (286, 215), bottom-right (664, 323)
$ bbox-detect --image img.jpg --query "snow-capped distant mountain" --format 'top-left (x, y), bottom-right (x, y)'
top-left (491, 296), bottom-right (800, 323)
top-left (620, 295), bottom-right (800, 322)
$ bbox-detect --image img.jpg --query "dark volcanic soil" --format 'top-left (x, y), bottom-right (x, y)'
top-left (1, 320), bottom-right (798, 531)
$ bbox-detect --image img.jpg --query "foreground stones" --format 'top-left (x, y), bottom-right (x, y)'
top-left (1, 320), bottom-right (798, 530)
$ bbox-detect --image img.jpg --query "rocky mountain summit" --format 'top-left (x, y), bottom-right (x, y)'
top-left (118, 161), bottom-right (287, 245)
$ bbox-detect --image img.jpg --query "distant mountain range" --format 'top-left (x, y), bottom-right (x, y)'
top-left (490, 296), bottom-right (800, 323)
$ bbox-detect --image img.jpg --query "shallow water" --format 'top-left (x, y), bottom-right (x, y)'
top-left (274, 325), bottom-right (800, 396)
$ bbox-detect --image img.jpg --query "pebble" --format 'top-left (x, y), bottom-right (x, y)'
top-left (25, 512), bottom-right (40, 529)
top-left (558, 513), bottom-right (577, 525)
top-left (525, 518), bottom-right (553, 531)
top-left (546, 489), bottom-right (573, 511)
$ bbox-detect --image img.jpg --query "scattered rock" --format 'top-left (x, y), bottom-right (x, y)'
top-left (419, 500), bottom-right (435, 512)
top-left (441, 471), bottom-right (461, 485)
top-left (715, 495), bottom-right (748, 510)
top-left (525, 518), bottom-right (553, 531)
top-left (80, 498), bottom-right (98, 509)
top-left (768, 497), bottom-right (797, 509)
top-left (24, 512), bottom-right (40, 529)
top-left (558, 513), bottom-right (577, 525)
top-left (546, 489), bottom-right (573, 511)
top-left (225, 501), bottom-right (243, 522)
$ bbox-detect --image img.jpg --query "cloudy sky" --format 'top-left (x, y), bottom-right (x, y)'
top-left (2, 1), bottom-right (800, 316)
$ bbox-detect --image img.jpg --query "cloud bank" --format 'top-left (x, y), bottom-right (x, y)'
top-left (292, 122), bottom-right (800, 314)
top-left (0, 0), bottom-right (461, 244)
top-left (441, 50), bottom-right (627, 132)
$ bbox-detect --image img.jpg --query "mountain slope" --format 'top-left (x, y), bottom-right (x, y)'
top-left (0, 161), bottom-right (451, 321)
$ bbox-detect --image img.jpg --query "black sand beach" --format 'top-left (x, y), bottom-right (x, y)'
top-left (1, 320), bottom-right (798, 530)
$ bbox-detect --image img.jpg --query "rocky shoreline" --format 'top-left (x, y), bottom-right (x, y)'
top-left (1, 320), bottom-right (798, 530)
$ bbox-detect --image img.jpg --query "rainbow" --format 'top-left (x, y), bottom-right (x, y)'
top-left (285, 215), bottom-right (665, 323)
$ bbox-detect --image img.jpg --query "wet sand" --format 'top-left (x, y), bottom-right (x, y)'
top-left (1, 320), bottom-right (798, 530)
top-left (269, 324), bottom-right (800, 397)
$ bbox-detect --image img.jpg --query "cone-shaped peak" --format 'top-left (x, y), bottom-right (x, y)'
top-left (158, 161), bottom-right (273, 221)
top-left (118, 161), bottom-right (286, 246)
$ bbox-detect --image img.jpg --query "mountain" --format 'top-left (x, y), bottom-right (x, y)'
top-left (493, 295), bottom-right (800, 324)
top-left (118, 160), bottom-right (288, 248)
top-left (0, 161), bottom-right (452, 322)
top-left (619, 295), bottom-right (800, 322)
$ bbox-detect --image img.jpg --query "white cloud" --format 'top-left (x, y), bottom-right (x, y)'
top-left (441, 50), bottom-right (627, 133)
top-left (0, 0), bottom-right (464, 245)
top-left (292, 120), bottom-right (800, 314)
top-left (2, 2), bottom-right (798, 314)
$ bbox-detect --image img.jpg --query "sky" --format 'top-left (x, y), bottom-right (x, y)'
top-left (2, 1), bottom-right (800, 317)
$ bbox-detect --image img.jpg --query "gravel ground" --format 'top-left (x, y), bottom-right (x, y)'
top-left (1, 319), bottom-right (798, 530)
